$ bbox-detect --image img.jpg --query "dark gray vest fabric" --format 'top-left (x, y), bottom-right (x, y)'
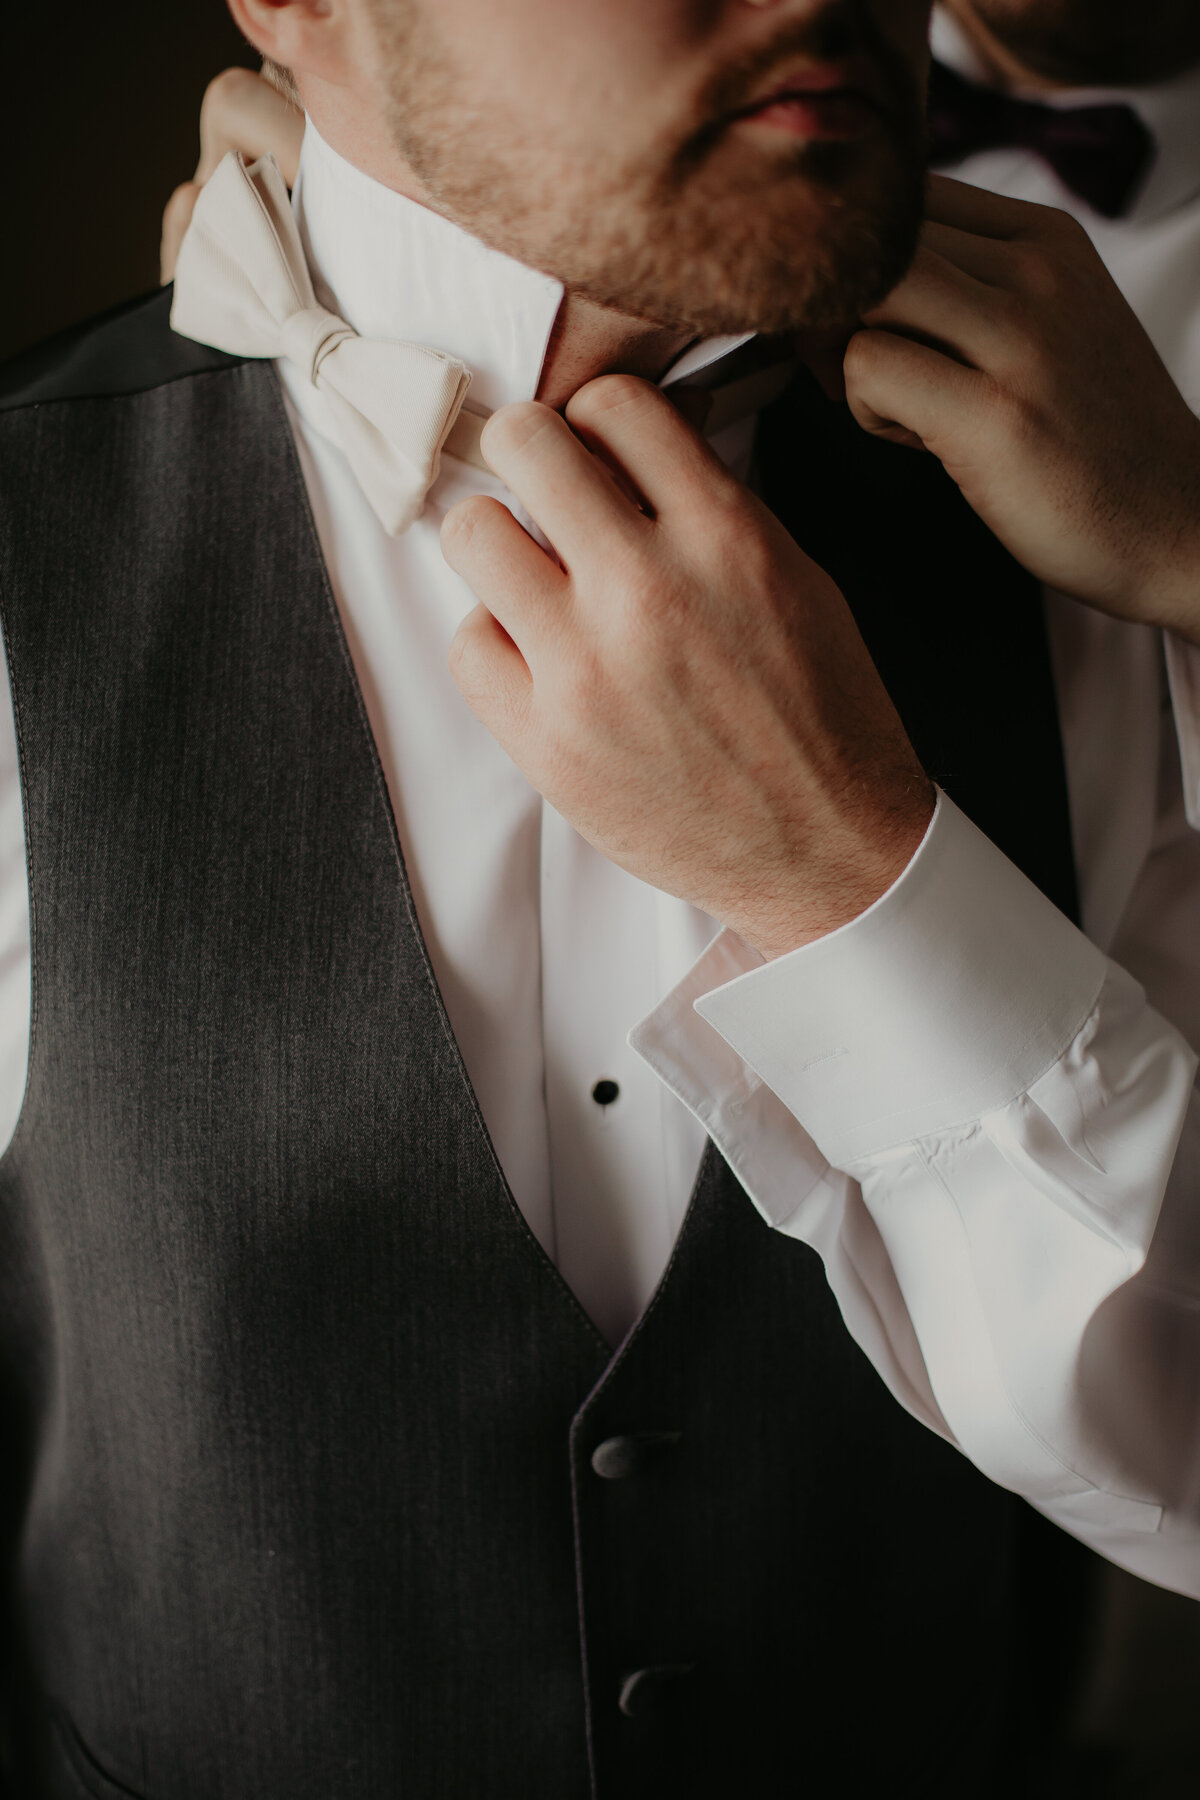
top-left (0, 292), bottom-right (1087, 1799)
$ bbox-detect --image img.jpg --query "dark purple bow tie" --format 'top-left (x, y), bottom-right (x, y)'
top-left (927, 60), bottom-right (1155, 220)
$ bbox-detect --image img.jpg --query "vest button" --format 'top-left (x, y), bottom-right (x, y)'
top-left (590, 1430), bottom-right (681, 1480)
top-left (618, 1665), bottom-right (695, 1717)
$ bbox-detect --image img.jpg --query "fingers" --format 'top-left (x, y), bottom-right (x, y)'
top-left (160, 182), bottom-right (199, 285)
top-left (166, 68), bottom-right (305, 284)
top-left (924, 171), bottom-right (1075, 244)
top-left (195, 68), bottom-right (305, 187)
top-left (446, 602), bottom-right (533, 731)
top-left (564, 374), bottom-right (733, 522)
top-left (919, 219), bottom-right (1017, 289)
top-left (440, 494), bottom-right (567, 659)
top-left (844, 327), bottom-right (988, 456)
top-left (862, 243), bottom-right (1008, 370)
top-left (479, 401), bottom-right (649, 569)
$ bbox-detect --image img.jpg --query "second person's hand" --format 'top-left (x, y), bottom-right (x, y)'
top-left (161, 68), bottom-right (305, 284)
top-left (845, 174), bottom-right (1200, 642)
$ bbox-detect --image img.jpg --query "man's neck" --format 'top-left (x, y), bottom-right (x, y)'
top-left (303, 86), bottom-right (695, 413)
top-left (534, 293), bottom-right (695, 413)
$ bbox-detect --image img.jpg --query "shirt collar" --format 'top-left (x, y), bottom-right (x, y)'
top-left (931, 6), bottom-right (1200, 223)
top-left (293, 118), bottom-right (755, 413)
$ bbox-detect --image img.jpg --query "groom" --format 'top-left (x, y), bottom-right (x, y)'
top-left (3, 0), bottom-right (1199, 1795)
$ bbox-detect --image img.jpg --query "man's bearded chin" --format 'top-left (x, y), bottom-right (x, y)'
top-left (520, 140), bottom-right (928, 339)
top-left (378, 84), bottom-right (927, 339)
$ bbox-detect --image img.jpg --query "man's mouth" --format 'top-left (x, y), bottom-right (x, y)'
top-left (729, 62), bottom-right (886, 142)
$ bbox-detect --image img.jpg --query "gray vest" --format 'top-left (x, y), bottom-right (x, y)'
top-left (0, 293), bottom-right (1089, 1799)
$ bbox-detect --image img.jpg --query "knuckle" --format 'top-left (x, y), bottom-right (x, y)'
top-left (202, 66), bottom-right (258, 122)
top-left (982, 285), bottom-right (1034, 354)
top-left (1035, 201), bottom-right (1089, 247)
top-left (480, 400), bottom-right (558, 464)
top-left (693, 483), bottom-right (753, 550)
top-left (440, 494), bottom-right (496, 556)
top-left (1009, 242), bottom-right (1066, 304)
top-left (567, 372), bottom-right (655, 424)
top-left (982, 375), bottom-right (1044, 448)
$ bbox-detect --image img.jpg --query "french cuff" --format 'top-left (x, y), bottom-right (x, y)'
top-left (1164, 629), bottom-right (1200, 830)
top-left (683, 790), bottom-right (1108, 1168)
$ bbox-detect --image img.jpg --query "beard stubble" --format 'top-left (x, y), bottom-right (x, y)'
top-left (366, 1), bottom-right (929, 338)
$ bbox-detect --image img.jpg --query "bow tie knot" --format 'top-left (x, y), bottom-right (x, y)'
top-left (170, 151), bottom-right (474, 535)
top-left (928, 60), bottom-right (1155, 220)
top-left (280, 306), bottom-right (356, 385)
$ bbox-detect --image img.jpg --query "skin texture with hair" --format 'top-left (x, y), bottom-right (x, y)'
top-left (363, 0), bottom-right (932, 337)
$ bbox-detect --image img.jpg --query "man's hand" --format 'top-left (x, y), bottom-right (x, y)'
top-left (441, 377), bottom-right (933, 960)
top-left (845, 174), bottom-right (1200, 640)
top-left (161, 69), bottom-right (305, 284)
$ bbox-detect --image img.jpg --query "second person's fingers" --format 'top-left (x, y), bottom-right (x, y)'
top-left (196, 68), bottom-right (305, 187)
top-left (861, 245), bottom-right (1010, 370)
top-left (160, 181), bottom-right (199, 285)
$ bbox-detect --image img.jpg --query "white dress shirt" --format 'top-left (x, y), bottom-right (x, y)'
top-left (3, 44), bottom-right (1200, 1596)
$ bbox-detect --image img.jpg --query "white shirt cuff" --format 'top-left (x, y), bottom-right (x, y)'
top-left (678, 790), bottom-right (1109, 1168)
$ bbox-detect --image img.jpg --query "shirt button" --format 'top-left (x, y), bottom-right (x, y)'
top-left (591, 1078), bottom-right (620, 1107)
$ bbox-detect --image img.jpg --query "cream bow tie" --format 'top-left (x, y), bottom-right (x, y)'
top-left (170, 151), bottom-right (479, 536)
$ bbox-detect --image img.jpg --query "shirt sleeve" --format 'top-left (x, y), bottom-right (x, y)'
top-left (630, 788), bottom-right (1200, 1599)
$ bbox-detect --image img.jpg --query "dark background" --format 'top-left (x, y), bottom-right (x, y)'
top-left (4, 1), bottom-right (258, 357)
top-left (4, 4), bottom-right (1200, 1793)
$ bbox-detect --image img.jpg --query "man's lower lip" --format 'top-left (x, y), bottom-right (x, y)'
top-left (734, 94), bottom-right (880, 140)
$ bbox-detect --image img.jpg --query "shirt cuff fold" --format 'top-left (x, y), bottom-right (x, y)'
top-left (687, 790), bottom-right (1109, 1166)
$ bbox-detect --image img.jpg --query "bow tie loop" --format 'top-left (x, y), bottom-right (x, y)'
top-left (928, 60), bottom-right (1155, 220)
top-left (280, 306), bottom-right (356, 385)
top-left (170, 151), bottom-right (473, 536)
